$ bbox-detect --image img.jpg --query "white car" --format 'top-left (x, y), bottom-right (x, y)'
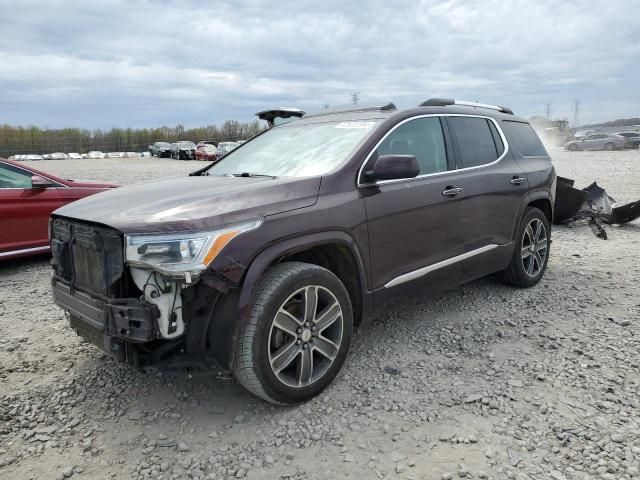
top-left (106, 152), bottom-right (121, 158)
top-left (217, 142), bottom-right (240, 155)
top-left (67, 153), bottom-right (83, 159)
top-left (87, 151), bottom-right (105, 159)
top-left (45, 152), bottom-right (69, 160)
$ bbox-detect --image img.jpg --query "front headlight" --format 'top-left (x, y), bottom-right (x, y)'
top-left (124, 219), bottom-right (262, 279)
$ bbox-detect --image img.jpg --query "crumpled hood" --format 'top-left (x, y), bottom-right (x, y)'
top-left (53, 175), bottom-right (321, 233)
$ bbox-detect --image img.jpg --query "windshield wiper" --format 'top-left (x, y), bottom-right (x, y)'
top-left (224, 172), bottom-right (278, 178)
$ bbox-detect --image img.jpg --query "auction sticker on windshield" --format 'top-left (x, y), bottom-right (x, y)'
top-left (335, 121), bottom-right (377, 129)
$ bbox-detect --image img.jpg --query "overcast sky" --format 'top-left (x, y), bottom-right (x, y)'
top-left (0, 0), bottom-right (638, 129)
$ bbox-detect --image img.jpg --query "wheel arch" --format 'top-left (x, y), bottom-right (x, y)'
top-left (512, 192), bottom-right (553, 241)
top-left (238, 231), bottom-right (369, 326)
top-left (527, 195), bottom-right (553, 223)
top-left (208, 231), bottom-right (370, 370)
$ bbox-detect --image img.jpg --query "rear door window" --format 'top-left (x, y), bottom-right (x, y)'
top-left (447, 117), bottom-right (500, 168)
top-left (502, 121), bottom-right (548, 157)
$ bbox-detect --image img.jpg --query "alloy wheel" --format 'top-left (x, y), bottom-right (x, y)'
top-left (268, 285), bottom-right (343, 388)
top-left (521, 218), bottom-right (547, 277)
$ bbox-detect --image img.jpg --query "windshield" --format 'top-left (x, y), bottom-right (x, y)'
top-left (207, 120), bottom-right (379, 177)
top-left (156, 142), bottom-right (170, 147)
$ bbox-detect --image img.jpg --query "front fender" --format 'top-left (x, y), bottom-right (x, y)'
top-left (210, 231), bottom-right (369, 371)
top-left (238, 230), bottom-right (368, 313)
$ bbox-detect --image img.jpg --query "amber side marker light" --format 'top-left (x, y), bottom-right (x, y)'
top-left (203, 230), bottom-right (242, 266)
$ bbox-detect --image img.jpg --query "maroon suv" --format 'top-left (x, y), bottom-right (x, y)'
top-left (50, 99), bottom-right (555, 404)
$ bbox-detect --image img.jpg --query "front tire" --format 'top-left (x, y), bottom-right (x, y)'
top-left (605, 142), bottom-right (615, 151)
top-left (233, 262), bottom-right (353, 404)
top-left (568, 144), bottom-right (578, 151)
top-left (499, 207), bottom-right (550, 288)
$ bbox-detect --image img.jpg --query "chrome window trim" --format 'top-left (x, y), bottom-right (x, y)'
top-left (0, 246), bottom-right (50, 258)
top-left (384, 244), bottom-right (499, 288)
top-left (356, 113), bottom-right (510, 187)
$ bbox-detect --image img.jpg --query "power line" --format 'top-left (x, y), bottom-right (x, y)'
top-left (573, 99), bottom-right (581, 130)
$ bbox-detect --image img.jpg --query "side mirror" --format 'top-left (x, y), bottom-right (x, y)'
top-left (31, 175), bottom-right (53, 188)
top-left (364, 154), bottom-right (420, 182)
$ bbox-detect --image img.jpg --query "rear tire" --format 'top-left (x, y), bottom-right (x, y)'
top-left (233, 262), bottom-right (353, 404)
top-left (499, 207), bottom-right (550, 288)
top-left (605, 142), bottom-right (615, 151)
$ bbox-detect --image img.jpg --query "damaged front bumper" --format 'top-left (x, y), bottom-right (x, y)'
top-left (52, 278), bottom-right (159, 361)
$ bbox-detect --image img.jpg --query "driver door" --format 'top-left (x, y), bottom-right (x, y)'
top-left (360, 116), bottom-right (464, 296)
top-left (0, 163), bottom-right (63, 254)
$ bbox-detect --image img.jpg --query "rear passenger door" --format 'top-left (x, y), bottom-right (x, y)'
top-left (443, 115), bottom-right (528, 279)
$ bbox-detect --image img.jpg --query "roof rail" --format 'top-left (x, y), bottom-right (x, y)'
top-left (419, 98), bottom-right (514, 115)
top-left (304, 102), bottom-right (397, 118)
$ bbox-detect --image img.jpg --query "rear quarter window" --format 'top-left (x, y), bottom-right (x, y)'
top-left (502, 121), bottom-right (548, 157)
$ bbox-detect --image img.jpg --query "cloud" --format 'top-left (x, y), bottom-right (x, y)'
top-left (0, 0), bottom-right (638, 127)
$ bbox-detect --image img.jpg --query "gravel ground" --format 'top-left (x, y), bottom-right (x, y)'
top-left (1, 149), bottom-right (639, 480)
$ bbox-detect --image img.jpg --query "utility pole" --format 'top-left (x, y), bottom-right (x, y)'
top-left (573, 99), bottom-right (581, 129)
top-left (351, 92), bottom-right (360, 106)
top-left (322, 102), bottom-right (331, 110)
top-left (545, 103), bottom-right (552, 120)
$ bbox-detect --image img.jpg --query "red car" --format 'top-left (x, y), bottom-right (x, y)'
top-left (0, 158), bottom-right (118, 260)
top-left (194, 144), bottom-right (220, 161)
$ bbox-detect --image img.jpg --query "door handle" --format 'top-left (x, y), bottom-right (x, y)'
top-left (442, 187), bottom-right (463, 197)
top-left (510, 177), bottom-right (527, 185)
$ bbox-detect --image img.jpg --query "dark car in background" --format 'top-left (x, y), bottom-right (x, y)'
top-left (149, 142), bottom-right (172, 157)
top-left (564, 133), bottom-right (626, 151)
top-left (50, 98), bottom-right (555, 404)
top-left (194, 144), bottom-right (220, 161)
top-left (615, 132), bottom-right (640, 149)
top-left (0, 158), bottom-right (117, 260)
top-left (171, 141), bottom-right (197, 160)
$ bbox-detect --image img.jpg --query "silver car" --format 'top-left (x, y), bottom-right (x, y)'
top-left (564, 133), bottom-right (626, 151)
top-left (615, 132), bottom-right (640, 149)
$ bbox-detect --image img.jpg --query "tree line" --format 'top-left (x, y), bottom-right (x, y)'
top-left (0, 120), bottom-right (264, 157)
top-left (581, 118), bottom-right (640, 129)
